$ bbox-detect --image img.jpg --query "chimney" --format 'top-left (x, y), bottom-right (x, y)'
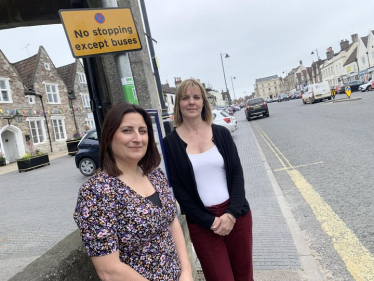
top-left (340, 39), bottom-right (349, 51)
top-left (326, 47), bottom-right (334, 60)
top-left (299, 60), bottom-right (303, 65)
top-left (174, 77), bottom-right (182, 87)
top-left (351, 34), bottom-right (358, 43)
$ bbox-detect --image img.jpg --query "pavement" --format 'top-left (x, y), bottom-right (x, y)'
top-left (0, 150), bottom-right (68, 176)
top-left (0, 114), bottom-right (325, 281)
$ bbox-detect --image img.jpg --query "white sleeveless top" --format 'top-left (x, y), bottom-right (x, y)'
top-left (188, 145), bottom-right (229, 207)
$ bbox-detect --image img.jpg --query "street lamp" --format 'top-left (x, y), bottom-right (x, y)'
top-left (220, 52), bottom-right (230, 93)
top-left (282, 70), bottom-right (288, 92)
top-left (1, 112), bottom-right (24, 126)
top-left (24, 87), bottom-right (53, 153)
top-left (230, 76), bottom-right (236, 101)
top-left (311, 49), bottom-right (320, 60)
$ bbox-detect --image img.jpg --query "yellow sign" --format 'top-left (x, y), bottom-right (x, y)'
top-left (59, 8), bottom-right (142, 58)
top-left (345, 86), bottom-right (351, 98)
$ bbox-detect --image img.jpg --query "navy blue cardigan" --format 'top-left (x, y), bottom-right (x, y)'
top-left (163, 124), bottom-right (250, 229)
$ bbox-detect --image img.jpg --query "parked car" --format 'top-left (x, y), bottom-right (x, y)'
top-left (358, 81), bottom-right (374, 92)
top-left (302, 81), bottom-right (331, 104)
top-left (245, 97), bottom-right (269, 120)
top-left (278, 93), bottom-right (289, 102)
top-left (266, 98), bottom-right (273, 103)
top-left (75, 129), bottom-right (99, 176)
top-left (220, 109), bottom-right (237, 129)
top-left (293, 92), bottom-right (301, 99)
top-left (212, 109), bottom-right (236, 133)
top-left (338, 80), bottom-right (364, 94)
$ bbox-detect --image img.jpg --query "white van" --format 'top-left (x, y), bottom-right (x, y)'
top-left (302, 81), bottom-right (331, 104)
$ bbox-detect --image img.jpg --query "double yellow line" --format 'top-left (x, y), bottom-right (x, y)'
top-left (252, 121), bottom-right (374, 281)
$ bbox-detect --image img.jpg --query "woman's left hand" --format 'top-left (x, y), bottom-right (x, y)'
top-left (213, 213), bottom-right (235, 236)
top-left (179, 269), bottom-right (193, 281)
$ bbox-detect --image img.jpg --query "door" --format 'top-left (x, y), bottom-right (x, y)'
top-left (1, 130), bottom-right (19, 162)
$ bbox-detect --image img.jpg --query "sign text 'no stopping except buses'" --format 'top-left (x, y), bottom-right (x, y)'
top-left (59, 8), bottom-right (142, 58)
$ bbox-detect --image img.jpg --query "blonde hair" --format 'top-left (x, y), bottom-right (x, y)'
top-left (173, 79), bottom-right (213, 127)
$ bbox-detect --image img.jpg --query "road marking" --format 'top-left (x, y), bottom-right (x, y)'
top-left (274, 161), bottom-right (324, 172)
top-left (252, 121), bottom-right (374, 281)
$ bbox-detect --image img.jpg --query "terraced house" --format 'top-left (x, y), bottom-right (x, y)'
top-left (0, 46), bottom-right (93, 164)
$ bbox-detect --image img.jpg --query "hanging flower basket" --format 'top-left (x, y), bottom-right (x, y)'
top-left (17, 154), bottom-right (50, 172)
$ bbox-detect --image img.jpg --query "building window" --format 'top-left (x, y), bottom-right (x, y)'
top-left (78, 73), bottom-right (87, 84)
top-left (51, 117), bottom-right (66, 141)
top-left (275, 86), bottom-right (277, 90)
top-left (44, 63), bottom-right (50, 70)
top-left (85, 118), bottom-right (96, 129)
top-left (361, 56), bottom-right (366, 65)
top-left (81, 93), bottom-right (90, 108)
top-left (45, 84), bottom-right (60, 104)
top-left (27, 95), bottom-right (35, 104)
top-left (0, 78), bottom-right (12, 103)
top-left (28, 118), bottom-right (46, 144)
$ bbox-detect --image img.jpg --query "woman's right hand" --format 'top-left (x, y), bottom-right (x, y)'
top-left (210, 217), bottom-right (221, 231)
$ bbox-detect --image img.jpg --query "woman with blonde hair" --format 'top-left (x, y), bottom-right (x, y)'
top-left (163, 79), bottom-right (253, 280)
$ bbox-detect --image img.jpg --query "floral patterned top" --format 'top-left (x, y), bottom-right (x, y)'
top-left (74, 168), bottom-right (181, 280)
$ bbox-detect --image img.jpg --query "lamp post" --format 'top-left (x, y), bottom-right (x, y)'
top-left (282, 70), bottom-right (288, 92)
top-left (24, 87), bottom-right (53, 153)
top-left (230, 76), bottom-right (236, 102)
top-left (1, 112), bottom-right (24, 126)
top-left (311, 49), bottom-right (320, 60)
top-left (311, 49), bottom-right (322, 82)
top-left (220, 52), bottom-right (230, 94)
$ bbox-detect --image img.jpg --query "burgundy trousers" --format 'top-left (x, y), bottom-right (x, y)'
top-left (187, 200), bottom-right (254, 281)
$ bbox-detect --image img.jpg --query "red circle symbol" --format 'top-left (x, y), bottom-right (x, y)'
top-left (94, 13), bottom-right (105, 24)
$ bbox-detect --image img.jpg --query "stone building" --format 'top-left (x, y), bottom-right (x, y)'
top-left (0, 46), bottom-right (92, 163)
top-left (255, 75), bottom-right (281, 99)
top-left (57, 60), bottom-right (95, 133)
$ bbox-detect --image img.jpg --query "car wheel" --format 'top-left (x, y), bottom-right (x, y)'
top-left (265, 112), bottom-right (269, 117)
top-left (246, 117), bottom-right (251, 121)
top-left (303, 99), bottom-right (306, 104)
top-left (368, 86), bottom-right (372, 91)
top-left (328, 97), bottom-right (331, 100)
top-left (79, 158), bottom-right (96, 176)
top-left (310, 97), bottom-right (315, 104)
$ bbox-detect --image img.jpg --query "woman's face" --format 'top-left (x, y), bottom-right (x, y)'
top-left (179, 85), bottom-right (204, 120)
top-left (111, 112), bottom-right (149, 165)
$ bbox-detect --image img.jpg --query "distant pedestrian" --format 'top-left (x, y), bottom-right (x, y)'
top-left (84, 124), bottom-right (90, 133)
top-left (74, 103), bottom-right (193, 280)
top-left (163, 79), bottom-right (253, 281)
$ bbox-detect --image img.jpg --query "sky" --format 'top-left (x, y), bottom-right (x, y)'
top-left (0, 0), bottom-right (373, 99)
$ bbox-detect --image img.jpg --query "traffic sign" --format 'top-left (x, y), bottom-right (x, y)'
top-left (59, 8), bottom-right (142, 58)
top-left (345, 86), bottom-right (351, 98)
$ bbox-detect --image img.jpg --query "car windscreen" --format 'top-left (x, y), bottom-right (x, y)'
top-left (248, 99), bottom-right (263, 105)
top-left (220, 110), bottom-right (230, 117)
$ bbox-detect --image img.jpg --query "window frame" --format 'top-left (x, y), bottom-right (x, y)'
top-left (0, 77), bottom-right (13, 103)
top-left (51, 116), bottom-right (67, 141)
top-left (27, 117), bottom-right (46, 144)
top-left (78, 72), bottom-right (87, 84)
top-left (44, 63), bottom-right (51, 70)
top-left (45, 83), bottom-right (61, 104)
top-left (85, 118), bottom-right (96, 129)
top-left (81, 93), bottom-right (90, 108)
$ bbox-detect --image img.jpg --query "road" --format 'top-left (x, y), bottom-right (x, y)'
top-left (247, 91), bottom-right (374, 281)
top-left (0, 155), bottom-right (87, 280)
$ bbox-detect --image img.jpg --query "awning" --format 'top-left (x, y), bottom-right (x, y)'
top-left (366, 67), bottom-right (374, 73)
top-left (358, 69), bottom-right (368, 76)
